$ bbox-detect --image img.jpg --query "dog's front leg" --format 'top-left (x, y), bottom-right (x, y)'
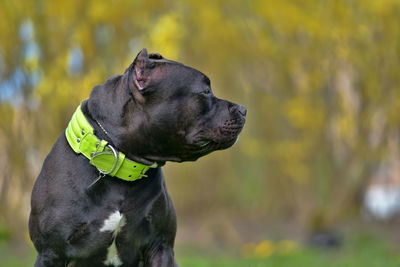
top-left (34, 251), bottom-right (65, 267)
top-left (147, 246), bottom-right (178, 267)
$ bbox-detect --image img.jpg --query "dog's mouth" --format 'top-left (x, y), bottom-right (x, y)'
top-left (181, 118), bottom-right (245, 160)
top-left (190, 128), bottom-right (242, 153)
top-left (187, 140), bottom-right (231, 156)
top-left (196, 139), bottom-right (217, 151)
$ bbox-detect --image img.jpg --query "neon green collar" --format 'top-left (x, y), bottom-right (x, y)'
top-left (65, 104), bottom-right (156, 182)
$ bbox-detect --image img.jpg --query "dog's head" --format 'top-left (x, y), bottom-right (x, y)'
top-left (90, 49), bottom-right (246, 163)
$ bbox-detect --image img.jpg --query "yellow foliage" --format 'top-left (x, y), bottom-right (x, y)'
top-left (88, 1), bottom-right (110, 22)
top-left (241, 239), bottom-right (300, 259)
top-left (149, 14), bottom-right (182, 60)
top-left (24, 57), bottom-right (39, 72)
top-left (285, 97), bottom-right (324, 132)
top-left (335, 115), bottom-right (357, 145)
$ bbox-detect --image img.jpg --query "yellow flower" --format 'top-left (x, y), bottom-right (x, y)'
top-left (254, 240), bottom-right (275, 259)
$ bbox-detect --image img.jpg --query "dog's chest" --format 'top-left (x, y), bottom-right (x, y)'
top-left (64, 170), bottom-right (176, 266)
top-left (99, 210), bottom-right (127, 266)
top-left (77, 208), bottom-right (150, 267)
top-left (75, 190), bottom-right (173, 266)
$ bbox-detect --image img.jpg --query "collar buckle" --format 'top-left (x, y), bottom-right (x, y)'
top-left (90, 144), bottom-right (119, 175)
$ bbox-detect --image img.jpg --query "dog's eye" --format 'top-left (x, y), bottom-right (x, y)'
top-left (202, 89), bottom-right (211, 95)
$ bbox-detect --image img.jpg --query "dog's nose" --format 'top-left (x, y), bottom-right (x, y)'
top-left (229, 104), bottom-right (247, 117)
top-left (237, 104), bottom-right (247, 117)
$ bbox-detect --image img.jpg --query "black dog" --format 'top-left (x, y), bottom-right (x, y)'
top-left (29, 49), bottom-right (246, 267)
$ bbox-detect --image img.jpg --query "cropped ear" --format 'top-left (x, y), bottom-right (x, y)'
top-left (132, 48), bottom-right (151, 91)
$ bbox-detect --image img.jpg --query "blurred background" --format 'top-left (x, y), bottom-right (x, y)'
top-left (1, 0), bottom-right (400, 266)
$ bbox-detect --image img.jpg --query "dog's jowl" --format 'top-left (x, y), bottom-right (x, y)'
top-left (29, 49), bottom-right (246, 267)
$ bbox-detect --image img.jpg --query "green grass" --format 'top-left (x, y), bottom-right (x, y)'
top-left (177, 247), bottom-right (400, 267)
top-left (176, 232), bottom-right (400, 267)
top-left (1, 231), bottom-right (400, 266)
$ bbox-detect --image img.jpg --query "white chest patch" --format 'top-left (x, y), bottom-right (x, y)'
top-left (100, 211), bottom-right (126, 234)
top-left (100, 211), bottom-right (127, 266)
